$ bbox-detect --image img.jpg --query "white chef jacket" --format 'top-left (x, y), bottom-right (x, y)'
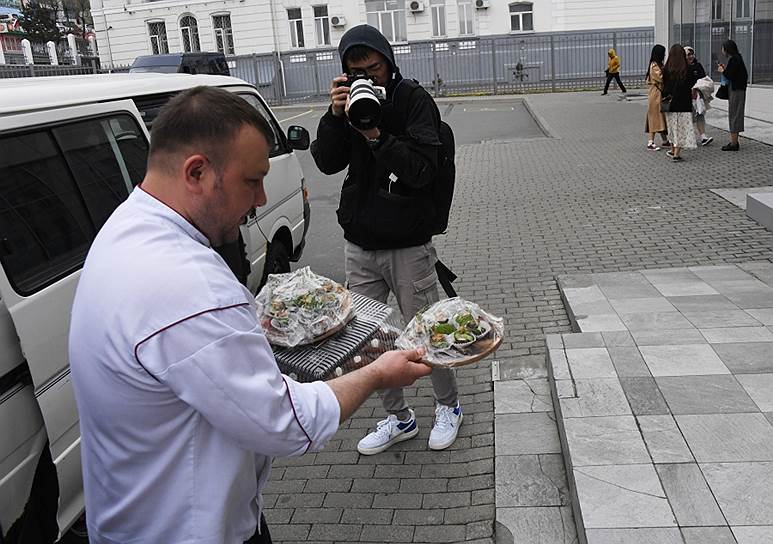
top-left (69, 187), bottom-right (340, 544)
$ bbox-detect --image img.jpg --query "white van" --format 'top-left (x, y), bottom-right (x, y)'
top-left (0, 73), bottom-right (311, 541)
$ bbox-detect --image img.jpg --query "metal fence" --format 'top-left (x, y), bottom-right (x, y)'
top-left (228, 27), bottom-right (654, 105)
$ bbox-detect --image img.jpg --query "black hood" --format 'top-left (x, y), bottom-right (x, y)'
top-left (338, 24), bottom-right (398, 75)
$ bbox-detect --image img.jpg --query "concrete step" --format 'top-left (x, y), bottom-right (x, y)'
top-left (747, 192), bottom-right (773, 232)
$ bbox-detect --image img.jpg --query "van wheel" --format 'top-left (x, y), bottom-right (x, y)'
top-left (260, 241), bottom-right (290, 287)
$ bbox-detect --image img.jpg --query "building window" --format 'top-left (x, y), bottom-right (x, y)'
top-left (735, 0), bottom-right (750, 18)
top-left (509, 2), bottom-right (533, 32)
top-left (180, 15), bottom-right (200, 52)
top-left (288, 8), bottom-right (305, 48)
top-left (147, 21), bottom-right (169, 54)
top-left (365, 0), bottom-right (407, 42)
top-left (430, 0), bottom-right (446, 37)
top-left (213, 14), bottom-right (235, 55)
top-left (712, 0), bottom-right (723, 20)
top-left (313, 5), bottom-right (331, 45)
top-left (457, 0), bottom-right (474, 35)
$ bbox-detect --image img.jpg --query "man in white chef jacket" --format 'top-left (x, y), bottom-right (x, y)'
top-left (69, 86), bottom-right (431, 544)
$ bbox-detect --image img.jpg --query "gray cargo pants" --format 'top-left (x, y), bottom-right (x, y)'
top-left (345, 241), bottom-right (458, 419)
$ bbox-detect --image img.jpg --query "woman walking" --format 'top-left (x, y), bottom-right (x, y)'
top-left (662, 44), bottom-right (696, 162)
top-left (645, 45), bottom-right (670, 151)
top-left (602, 48), bottom-right (627, 95)
top-left (685, 45), bottom-right (713, 146)
top-left (717, 39), bottom-right (748, 151)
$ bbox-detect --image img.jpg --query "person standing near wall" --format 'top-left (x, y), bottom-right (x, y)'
top-left (717, 39), bottom-right (748, 151)
top-left (645, 44), bottom-right (671, 151)
top-left (602, 48), bottom-right (627, 96)
top-left (684, 45), bottom-right (714, 146)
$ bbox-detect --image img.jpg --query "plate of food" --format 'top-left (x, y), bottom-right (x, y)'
top-left (397, 297), bottom-right (504, 367)
top-left (256, 267), bottom-right (354, 347)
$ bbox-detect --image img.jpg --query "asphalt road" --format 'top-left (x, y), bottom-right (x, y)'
top-left (274, 98), bottom-right (545, 283)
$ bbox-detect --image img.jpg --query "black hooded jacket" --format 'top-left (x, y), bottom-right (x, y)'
top-left (310, 25), bottom-right (442, 250)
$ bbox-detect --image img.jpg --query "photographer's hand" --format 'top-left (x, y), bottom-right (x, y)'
top-left (330, 74), bottom-right (350, 117)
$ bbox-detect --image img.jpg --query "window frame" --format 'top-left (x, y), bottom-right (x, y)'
top-left (457, 0), bottom-right (474, 36)
top-left (212, 13), bottom-right (235, 55)
top-left (147, 19), bottom-right (169, 54)
top-left (365, 0), bottom-right (407, 42)
top-left (179, 14), bottom-right (201, 53)
top-left (508, 2), bottom-right (533, 33)
top-left (287, 8), bottom-right (305, 49)
top-left (430, 0), bottom-right (447, 37)
top-left (313, 5), bottom-right (331, 46)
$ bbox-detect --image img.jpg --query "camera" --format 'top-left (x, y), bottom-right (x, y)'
top-left (341, 71), bottom-right (386, 131)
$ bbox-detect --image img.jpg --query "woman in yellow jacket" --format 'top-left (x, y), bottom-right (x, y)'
top-left (602, 48), bottom-right (627, 95)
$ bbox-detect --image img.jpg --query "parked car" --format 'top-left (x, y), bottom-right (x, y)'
top-left (129, 52), bottom-right (230, 75)
top-left (0, 72), bottom-right (311, 542)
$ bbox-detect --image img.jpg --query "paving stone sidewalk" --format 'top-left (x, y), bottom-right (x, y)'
top-left (263, 91), bottom-right (773, 543)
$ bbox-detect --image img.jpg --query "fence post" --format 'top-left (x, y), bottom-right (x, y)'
top-left (275, 52), bottom-right (284, 106)
top-left (312, 52), bottom-right (321, 98)
top-left (0, 38), bottom-right (6, 65)
top-left (613, 31), bottom-right (617, 52)
top-left (491, 38), bottom-right (497, 95)
top-left (431, 42), bottom-right (438, 97)
top-left (550, 34), bottom-right (556, 92)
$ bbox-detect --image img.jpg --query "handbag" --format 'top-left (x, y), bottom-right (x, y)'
top-left (660, 95), bottom-right (672, 113)
top-left (716, 85), bottom-right (729, 100)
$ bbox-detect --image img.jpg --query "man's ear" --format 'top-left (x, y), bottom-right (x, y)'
top-left (182, 154), bottom-right (209, 195)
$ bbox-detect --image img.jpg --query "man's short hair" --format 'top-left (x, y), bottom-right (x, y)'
top-left (149, 86), bottom-right (275, 173)
top-left (344, 45), bottom-right (379, 69)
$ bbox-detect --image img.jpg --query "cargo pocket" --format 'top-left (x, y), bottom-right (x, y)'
top-left (336, 183), bottom-right (359, 228)
top-left (411, 268), bottom-right (439, 314)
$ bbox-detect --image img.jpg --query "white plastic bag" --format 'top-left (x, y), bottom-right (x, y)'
top-left (693, 95), bottom-right (706, 115)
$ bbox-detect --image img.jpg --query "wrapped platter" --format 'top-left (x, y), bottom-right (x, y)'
top-left (256, 267), bottom-right (353, 347)
top-left (396, 297), bottom-right (504, 367)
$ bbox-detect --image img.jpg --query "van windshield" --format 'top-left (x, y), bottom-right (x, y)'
top-left (130, 65), bottom-right (179, 73)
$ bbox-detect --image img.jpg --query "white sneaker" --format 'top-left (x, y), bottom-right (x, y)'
top-left (428, 402), bottom-right (463, 450)
top-left (357, 409), bottom-right (418, 455)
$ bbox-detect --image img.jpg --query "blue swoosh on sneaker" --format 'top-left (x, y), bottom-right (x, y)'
top-left (397, 420), bottom-right (417, 432)
top-left (453, 405), bottom-right (461, 416)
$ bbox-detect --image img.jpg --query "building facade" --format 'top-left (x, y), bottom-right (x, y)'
top-left (92, 0), bottom-right (654, 67)
top-left (657, 0), bottom-right (772, 84)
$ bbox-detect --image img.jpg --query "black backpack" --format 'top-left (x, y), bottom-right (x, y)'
top-left (392, 78), bottom-right (455, 235)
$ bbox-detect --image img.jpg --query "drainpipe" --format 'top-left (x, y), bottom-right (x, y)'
top-left (268, 0), bottom-right (287, 100)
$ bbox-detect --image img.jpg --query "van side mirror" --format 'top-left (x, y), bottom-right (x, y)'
top-left (287, 125), bottom-right (310, 150)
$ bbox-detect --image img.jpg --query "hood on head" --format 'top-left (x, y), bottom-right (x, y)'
top-left (338, 24), bottom-right (398, 75)
top-left (608, 48), bottom-right (617, 58)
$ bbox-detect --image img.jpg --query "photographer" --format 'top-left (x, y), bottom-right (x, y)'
top-left (311, 25), bottom-right (462, 456)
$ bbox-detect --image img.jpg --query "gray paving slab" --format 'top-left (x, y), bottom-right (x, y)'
top-left (592, 272), bottom-right (661, 300)
top-left (732, 526), bottom-right (773, 543)
top-left (667, 294), bottom-right (740, 312)
top-left (600, 331), bottom-right (634, 347)
top-left (562, 332), bottom-right (605, 349)
top-left (620, 377), bottom-right (670, 415)
top-left (495, 506), bottom-right (576, 544)
top-left (710, 186), bottom-right (773, 210)
top-left (565, 348), bottom-right (617, 379)
top-left (656, 375), bottom-right (759, 414)
top-left (620, 311), bottom-right (696, 331)
top-left (713, 342), bottom-right (773, 373)
top-left (585, 528), bottom-right (683, 543)
top-left (746, 308), bottom-right (773, 325)
top-left (575, 314), bottom-right (628, 333)
top-left (495, 454), bottom-right (568, 507)
top-left (607, 347), bottom-right (651, 377)
top-left (682, 310), bottom-right (763, 328)
top-left (637, 415), bottom-right (694, 464)
top-left (736, 374), bottom-right (773, 412)
top-left (495, 412), bottom-right (561, 456)
top-left (690, 264), bottom-right (758, 282)
top-left (676, 413), bottom-right (773, 462)
top-left (573, 464), bottom-right (676, 529)
top-left (630, 328), bottom-right (706, 346)
top-left (548, 349), bottom-right (572, 380)
top-left (681, 526), bottom-right (738, 544)
top-left (639, 344), bottom-right (730, 376)
top-left (494, 379), bottom-right (553, 414)
top-left (655, 463), bottom-right (726, 526)
top-left (608, 297), bottom-right (676, 314)
top-left (701, 462), bottom-right (773, 525)
top-left (724, 290), bottom-right (773, 309)
top-left (563, 415), bottom-right (650, 466)
top-left (559, 378), bottom-right (631, 418)
top-left (700, 326), bottom-right (773, 343)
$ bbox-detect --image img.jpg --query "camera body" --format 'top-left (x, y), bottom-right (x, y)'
top-left (341, 71), bottom-right (386, 130)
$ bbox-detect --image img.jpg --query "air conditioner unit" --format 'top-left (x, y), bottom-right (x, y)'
top-left (475, 0), bottom-right (490, 8)
top-left (330, 15), bottom-right (346, 27)
top-left (409, 0), bottom-right (425, 12)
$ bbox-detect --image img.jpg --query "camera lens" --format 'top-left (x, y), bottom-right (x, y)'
top-left (347, 78), bottom-right (381, 130)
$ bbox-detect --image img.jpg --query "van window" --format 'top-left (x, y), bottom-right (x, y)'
top-left (0, 114), bottom-right (147, 295)
top-left (238, 93), bottom-right (286, 157)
